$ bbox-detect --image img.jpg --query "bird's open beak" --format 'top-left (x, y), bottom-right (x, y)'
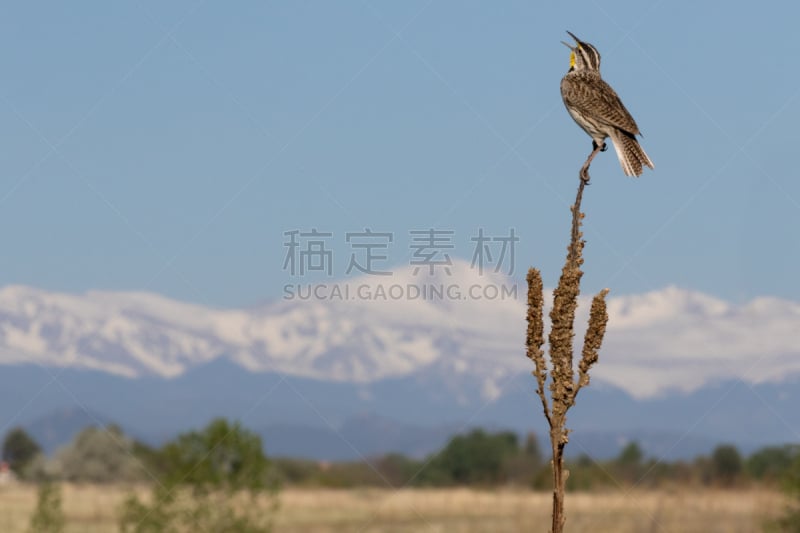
top-left (560, 40), bottom-right (574, 50)
top-left (565, 31), bottom-right (582, 44)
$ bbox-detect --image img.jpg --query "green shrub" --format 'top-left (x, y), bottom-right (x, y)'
top-left (118, 418), bottom-right (277, 533)
top-left (28, 483), bottom-right (65, 533)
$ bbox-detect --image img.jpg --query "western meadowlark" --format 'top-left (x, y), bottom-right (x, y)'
top-left (560, 31), bottom-right (654, 179)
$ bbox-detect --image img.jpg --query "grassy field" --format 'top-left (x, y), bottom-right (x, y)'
top-left (0, 483), bottom-right (788, 532)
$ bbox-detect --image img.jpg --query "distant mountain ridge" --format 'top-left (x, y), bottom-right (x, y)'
top-left (3, 360), bottom-right (800, 461)
top-left (0, 262), bottom-right (526, 393)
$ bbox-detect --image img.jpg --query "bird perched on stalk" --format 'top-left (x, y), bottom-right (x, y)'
top-left (560, 31), bottom-right (654, 179)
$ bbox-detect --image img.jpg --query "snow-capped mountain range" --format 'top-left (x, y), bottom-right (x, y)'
top-left (2, 260), bottom-right (800, 459)
top-left (2, 260), bottom-right (799, 400)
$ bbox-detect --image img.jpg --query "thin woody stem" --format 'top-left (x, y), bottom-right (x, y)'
top-left (548, 146), bottom-right (603, 533)
top-left (568, 179), bottom-right (586, 268)
top-left (526, 142), bottom-right (609, 533)
top-left (579, 143), bottom-right (604, 184)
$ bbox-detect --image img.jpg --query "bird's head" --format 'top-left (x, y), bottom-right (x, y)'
top-left (562, 31), bottom-right (601, 73)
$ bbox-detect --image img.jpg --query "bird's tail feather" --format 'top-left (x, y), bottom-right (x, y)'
top-left (609, 130), bottom-right (654, 177)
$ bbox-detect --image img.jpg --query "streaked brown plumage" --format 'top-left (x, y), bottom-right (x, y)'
top-left (560, 31), bottom-right (654, 177)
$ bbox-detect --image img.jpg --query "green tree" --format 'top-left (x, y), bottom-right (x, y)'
top-left (711, 444), bottom-right (742, 487)
top-left (160, 418), bottom-right (269, 493)
top-left (423, 429), bottom-right (519, 485)
top-left (56, 425), bottom-right (147, 483)
top-left (119, 418), bottom-right (275, 533)
top-left (504, 432), bottom-right (544, 486)
top-left (768, 452), bottom-right (800, 532)
top-left (562, 454), bottom-right (608, 491)
top-left (524, 432), bottom-right (543, 463)
top-left (617, 442), bottom-right (643, 466)
top-left (747, 445), bottom-right (799, 482)
top-left (2, 427), bottom-right (41, 474)
top-left (612, 441), bottom-right (645, 484)
top-left (27, 483), bottom-right (65, 533)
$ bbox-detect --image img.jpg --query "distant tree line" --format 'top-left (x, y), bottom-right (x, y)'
top-left (267, 431), bottom-right (800, 492)
top-left (3, 419), bottom-right (277, 532)
top-left (4, 424), bottom-right (800, 491)
top-left (4, 425), bottom-right (800, 490)
top-left (4, 424), bottom-right (800, 530)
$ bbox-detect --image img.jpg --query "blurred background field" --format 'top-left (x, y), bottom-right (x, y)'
top-left (2, 421), bottom-right (799, 532)
top-left (0, 484), bottom-right (787, 533)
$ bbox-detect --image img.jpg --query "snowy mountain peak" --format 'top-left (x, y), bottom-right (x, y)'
top-left (1, 268), bottom-right (799, 400)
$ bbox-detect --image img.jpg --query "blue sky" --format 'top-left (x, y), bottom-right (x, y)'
top-left (1, 0), bottom-right (798, 308)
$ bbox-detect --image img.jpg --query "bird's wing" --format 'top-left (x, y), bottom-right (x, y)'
top-left (563, 76), bottom-right (641, 135)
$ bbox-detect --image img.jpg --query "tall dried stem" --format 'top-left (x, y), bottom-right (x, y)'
top-left (525, 146), bottom-right (610, 533)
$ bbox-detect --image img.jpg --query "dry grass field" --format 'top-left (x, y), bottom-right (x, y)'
top-left (0, 483), bottom-right (788, 532)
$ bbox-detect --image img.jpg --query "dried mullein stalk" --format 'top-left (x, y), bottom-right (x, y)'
top-left (525, 154), bottom-right (610, 533)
